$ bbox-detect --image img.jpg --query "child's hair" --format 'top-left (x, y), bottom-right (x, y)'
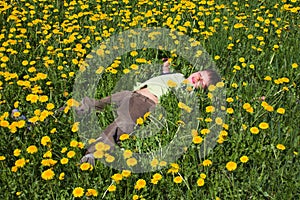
top-left (204, 68), bottom-right (222, 87)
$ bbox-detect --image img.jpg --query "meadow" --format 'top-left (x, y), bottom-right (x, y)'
top-left (0, 0), bottom-right (299, 199)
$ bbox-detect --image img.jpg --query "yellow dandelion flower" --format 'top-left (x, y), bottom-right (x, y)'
top-left (200, 173), bottom-right (206, 179)
top-left (281, 77), bottom-right (289, 83)
top-left (208, 84), bottom-right (216, 91)
top-left (77, 142), bottom-right (84, 149)
top-left (93, 150), bottom-right (104, 159)
top-left (17, 120), bottom-right (25, 128)
top-left (231, 83), bottom-right (238, 88)
top-left (13, 111), bottom-right (21, 118)
top-left (123, 68), bottom-right (130, 74)
top-left (170, 163), bottom-right (180, 169)
top-left (167, 80), bottom-right (177, 87)
top-left (130, 64), bottom-right (139, 70)
top-left (151, 179), bottom-right (159, 185)
top-left (41, 168), bottom-right (55, 180)
top-left (250, 127), bottom-right (259, 134)
top-left (41, 159), bottom-right (57, 167)
top-left (66, 99), bottom-right (80, 107)
top-left (150, 158), bottom-right (159, 167)
top-left (206, 106), bottom-right (215, 113)
top-left (41, 136), bottom-right (51, 146)
top-left (130, 51), bottom-right (138, 57)
top-left (191, 129), bottom-right (198, 137)
top-left (193, 136), bottom-right (203, 144)
top-left (36, 73), bottom-right (47, 80)
top-left (178, 102), bottom-right (192, 113)
top-left (111, 173), bottom-right (123, 182)
top-left (86, 189), bottom-right (98, 197)
top-left (39, 95), bottom-right (48, 103)
top-left (103, 144), bottom-right (111, 151)
top-left (123, 150), bottom-right (133, 159)
top-left (173, 176), bottom-right (183, 184)
top-left (167, 167), bottom-right (179, 174)
top-left (276, 144), bottom-right (286, 151)
top-left (28, 116), bottom-right (39, 123)
top-left (43, 150), bottom-right (52, 158)
top-left (46, 103), bottom-right (55, 110)
top-left (259, 122), bottom-right (269, 129)
top-left (26, 145), bottom-right (38, 154)
top-left (226, 161), bottom-right (237, 171)
top-left (22, 60), bottom-right (29, 66)
top-left (105, 154), bottom-right (115, 163)
top-left (200, 129), bottom-right (210, 135)
top-left (223, 124), bottom-right (229, 130)
top-left (202, 159), bottom-right (212, 167)
top-left (206, 91), bottom-right (213, 98)
top-left (70, 140), bottom-right (78, 147)
top-left (95, 142), bottom-right (105, 151)
top-left (234, 23), bottom-right (244, 28)
top-left (226, 97), bottom-right (234, 103)
top-left (67, 151), bottom-right (75, 158)
top-left (152, 173), bottom-right (162, 181)
top-left (0, 156), bottom-right (5, 161)
top-left (80, 163), bottom-right (92, 171)
top-left (59, 172), bottom-right (65, 180)
top-left (292, 63), bottom-right (298, 69)
top-left (11, 166), bottom-right (18, 172)
top-left (265, 105), bottom-right (274, 112)
top-left (143, 111), bottom-right (151, 120)
top-left (214, 55), bottom-right (220, 60)
top-left (216, 81), bottom-right (224, 88)
top-left (71, 122), bottom-right (80, 132)
top-left (96, 66), bottom-right (104, 74)
top-left (127, 157), bottom-right (137, 166)
top-left (159, 161), bottom-right (167, 166)
top-left (0, 120), bottom-right (9, 127)
top-left (226, 107), bottom-right (234, 114)
top-left (243, 103), bottom-right (251, 110)
top-left (72, 187), bottom-right (84, 198)
top-left (261, 101), bottom-right (269, 108)
top-left (15, 158), bottom-right (26, 168)
top-left (247, 34), bottom-right (254, 39)
top-left (276, 108), bottom-right (285, 114)
top-left (215, 117), bottom-right (223, 125)
top-left (240, 156), bottom-right (249, 163)
top-left (107, 185), bottom-right (116, 192)
top-left (119, 134), bottom-right (130, 141)
top-left (61, 147), bottom-right (67, 153)
top-left (122, 170), bottom-right (131, 178)
top-left (197, 178), bottom-right (205, 186)
top-left (1, 56), bottom-right (9, 62)
top-left (136, 117), bottom-right (144, 125)
top-left (26, 94), bottom-right (39, 103)
top-left (134, 179), bottom-right (146, 190)
top-left (136, 58), bottom-right (147, 63)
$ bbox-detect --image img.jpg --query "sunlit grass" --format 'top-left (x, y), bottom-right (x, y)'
top-left (0, 0), bottom-right (299, 199)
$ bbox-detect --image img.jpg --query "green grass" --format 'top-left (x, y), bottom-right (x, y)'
top-left (0, 0), bottom-right (299, 199)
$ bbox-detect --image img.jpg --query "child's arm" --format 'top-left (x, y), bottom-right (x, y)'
top-left (162, 58), bottom-right (171, 74)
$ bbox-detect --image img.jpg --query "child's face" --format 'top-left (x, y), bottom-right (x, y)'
top-left (187, 71), bottom-right (210, 89)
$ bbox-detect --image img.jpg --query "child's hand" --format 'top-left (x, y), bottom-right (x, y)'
top-left (162, 58), bottom-right (170, 74)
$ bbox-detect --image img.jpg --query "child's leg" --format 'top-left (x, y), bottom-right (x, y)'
top-left (80, 92), bottom-right (156, 165)
top-left (75, 90), bottom-right (132, 114)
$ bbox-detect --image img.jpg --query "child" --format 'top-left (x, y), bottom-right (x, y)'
top-left (77, 59), bottom-right (222, 166)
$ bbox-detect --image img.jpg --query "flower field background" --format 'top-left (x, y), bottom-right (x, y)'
top-left (0, 0), bottom-right (299, 199)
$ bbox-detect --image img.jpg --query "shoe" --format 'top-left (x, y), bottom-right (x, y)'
top-left (80, 154), bottom-right (95, 166)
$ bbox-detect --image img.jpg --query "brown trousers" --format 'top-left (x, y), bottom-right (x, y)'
top-left (77, 91), bottom-right (156, 156)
